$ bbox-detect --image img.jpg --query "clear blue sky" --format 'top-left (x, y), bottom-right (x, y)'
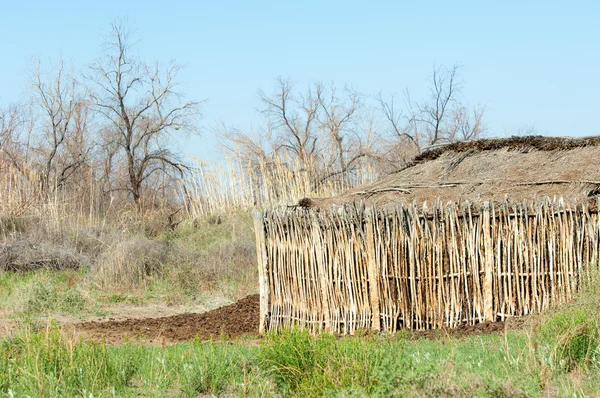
top-left (1, 1), bottom-right (598, 160)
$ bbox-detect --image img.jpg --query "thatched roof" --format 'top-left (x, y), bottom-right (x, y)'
top-left (300, 136), bottom-right (600, 209)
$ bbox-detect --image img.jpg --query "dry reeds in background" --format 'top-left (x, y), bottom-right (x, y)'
top-left (255, 198), bottom-right (600, 334)
top-left (0, 152), bottom-right (340, 303)
top-left (0, 149), bottom-right (376, 229)
top-left (182, 154), bottom-right (379, 218)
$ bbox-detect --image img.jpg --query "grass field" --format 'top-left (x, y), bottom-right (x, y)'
top-left (1, 272), bottom-right (599, 396)
top-left (1, 211), bottom-right (600, 397)
top-left (1, 321), bottom-right (599, 397)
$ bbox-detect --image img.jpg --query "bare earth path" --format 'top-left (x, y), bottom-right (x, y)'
top-left (2, 295), bottom-right (514, 345)
top-left (0, 295), bottom-right (258, 343)
top-left (66, 294), bottom-right (260, 344)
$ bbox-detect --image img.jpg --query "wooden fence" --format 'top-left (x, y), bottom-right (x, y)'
top-left (253, 198), bottom-right (600, 334)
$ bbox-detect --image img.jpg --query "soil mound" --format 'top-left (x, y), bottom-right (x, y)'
top-left (301, 136), bottom-right (600, 209)
top-left (404, 320), bottom-right (507, 340)
top-left (66, 294), bottom-right (514, 344)
top-left (72, 294), bottom-right (259, 344)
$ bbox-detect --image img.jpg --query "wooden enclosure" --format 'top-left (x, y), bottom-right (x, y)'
top-left (253, 198), bottom-right (600, 334)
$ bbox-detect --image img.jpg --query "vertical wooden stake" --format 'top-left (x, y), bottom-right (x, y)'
top-left (312, 217), bottom-right (331, 332)
top-left (253, 210), bottom-right (269, 335)
top-left (482, 202), bottom-right (495, 322)
top-left (365, 209), bottom-right (381, 332)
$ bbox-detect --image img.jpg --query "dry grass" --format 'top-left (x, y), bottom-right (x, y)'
top-left (0, 239), bottom-right (83, 272)
top-left (183, 154), bottom-right (379, 218)
top-left (308, 137), bottom-right (600, 209)
top-left (93, 236), bottom-right (173, 287)
top-left (0, 147), bottom-right (376, 313)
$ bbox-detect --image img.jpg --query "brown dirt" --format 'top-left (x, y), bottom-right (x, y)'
top-left (402, 319), bottom-right (514, 340)
top-left (300, 135), bottom-right (600, 210)
top-left (67, 294), bottom-right (260, 344)
top-left (61, 294), bottom-right (518, 344)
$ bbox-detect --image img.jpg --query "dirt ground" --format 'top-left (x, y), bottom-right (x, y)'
top-left (2, 294), bottom-right (517, 345)
top-left (401, 318), bottom-right (521, 340)
top-left (65, 294), bottom-right (516, 344)
top-left (65, 294), bottom-right (260, 344)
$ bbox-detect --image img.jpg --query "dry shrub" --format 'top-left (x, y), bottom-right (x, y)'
top-left (0, 239), bottom-right (83, 272)
top-left (202, 237), bottom-right (256, 282)
top-left (93, 236), bottom-right (173, 287)
top-left (0, 216), bottom-right (41, 235)
top-left (169, 236), bottom-right (257, 300)
top-left (68, 226), bottom-right (117, 260)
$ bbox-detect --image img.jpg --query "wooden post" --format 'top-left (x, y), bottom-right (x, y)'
top-left (482, 202), bottom-right (495, 322)
top-left (253, 210), bottom-right (270, 335)
top-left (312, 216), bottom-right (331, 332)
top-left (365, 209), bottom-right (381, 332)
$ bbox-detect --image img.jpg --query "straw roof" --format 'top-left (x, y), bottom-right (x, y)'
top-left (300, 136), bottom-right (600, 209)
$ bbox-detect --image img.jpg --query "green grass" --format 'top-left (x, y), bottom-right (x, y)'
top-left (0, 324), bottom-right (260, 397)
top-left (1, 324), bottom-right (599, 397)
top-left (0, 270), bottom-right (98, 317)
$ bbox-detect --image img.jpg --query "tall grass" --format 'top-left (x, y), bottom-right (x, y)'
top-left (0, 149), bottom-right (373, 317)
top-left (0, 150), bottom-right (378, 230)
top-left (3, 323), bottom-right (599, 397)
top-left (532, 270), bottom-right (600, 375)
top-left (2, 270), bottom-right (600, 397)
top-left (183, 154), bottom-right (379, 218)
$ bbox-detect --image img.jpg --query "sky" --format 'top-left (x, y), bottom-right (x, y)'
top-left (1, 1), bottom-right (598, 160)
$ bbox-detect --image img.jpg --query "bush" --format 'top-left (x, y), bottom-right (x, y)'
top-left (93, 236), bottom-right (173, 287)
top-left (534, 270), bottom-right (600, 373)
top-left (58, 288), bottom-right (88, 313)
top-left (23, 282), bottom-right (57, 313)
top-left (536, 309), bottom-right (600, 372)
top-left (0, 240), bottom-right (83, 272)
top-left (258, 329), bottom-right (385, 396)
top-left (7, 276), bottom-right (91, 315)
top-left (158, 213), bottom-right (258, 301)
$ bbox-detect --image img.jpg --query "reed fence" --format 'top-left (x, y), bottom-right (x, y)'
top-left (254, 197), bottom-right (600, 334)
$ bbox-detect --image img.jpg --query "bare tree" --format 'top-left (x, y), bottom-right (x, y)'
top-left (256, 80), bottom-right (371, 178)
top-left (219, 78), bottom-right (376, 193)
top-left (257, 77), bottom-right (320, 171)
top-left (375, 90), bottom-right (422, 168)
top-left (376, 91), bottom-right (419, 149)
top-left (415, 64), bottom-right (463, 146)
top-left (448, 104), bottom-right (486, 142)
top-left (87, 21), bottom-right (202, 207)
top-left (317, 83), bottom-right (359, 177)
top-left (31, 59), bottom-right (93, 193)
top-left (0, 103), bottom-right (31, 173)
top-left (378, 64), bottom-right (486, 160)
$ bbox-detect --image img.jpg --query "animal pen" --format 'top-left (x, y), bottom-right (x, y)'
top-left (253, 137), bottom-right (600, 334)
top-left (253, 198), bottom-right (600, 334)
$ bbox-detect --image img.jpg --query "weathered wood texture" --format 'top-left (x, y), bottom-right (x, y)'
top-left (254, 198), bottom-right (600, 334)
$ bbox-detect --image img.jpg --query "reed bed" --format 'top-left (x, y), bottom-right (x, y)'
top-left (0, 163), bottom-right (118, 234)
top-left (254, 197), bottom-right (600, 334)
top-left (183, 155), bottom-right (379, 218)
top-left (0, 150), bottom-right (379, 231)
